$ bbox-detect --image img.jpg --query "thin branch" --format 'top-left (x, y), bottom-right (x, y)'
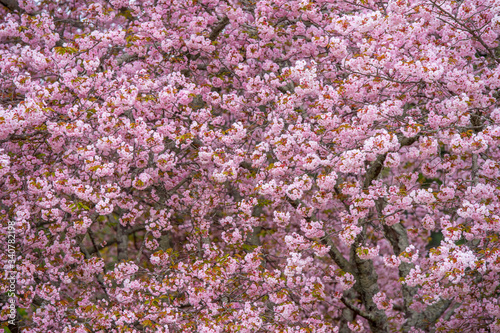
top-left (363, 135), bottom-right (420, 189)
top-left (363, 153), bottom-right (387, 189)
top-left (78, 236), bottom-right (109, 300)
top-left (87, 225), bottom-right (146, 255)
top-left (0, 0), bottom-right (40, 15)
top-left (167, 174), bottom-right (193, 195)
top-left (135, 231), bottom-right (149, 264)
top-left (87, 228), bottom-right (102, 259)
top-left (116, 53), bottom-right (139, 66)
top-left (286, 196), bottom-right (354, 274)
top-left (430, 0), bottom-right (500, 63)
top-left (341, 295), bottom-right (375, 321)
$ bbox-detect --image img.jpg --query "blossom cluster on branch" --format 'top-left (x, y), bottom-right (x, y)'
top-left (1, 0), bottom-right (500, 332)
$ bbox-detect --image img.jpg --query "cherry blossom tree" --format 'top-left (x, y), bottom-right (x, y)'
top-left (1, 0), bottom-right (500, 332)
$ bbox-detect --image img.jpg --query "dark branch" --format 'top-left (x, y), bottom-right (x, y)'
top-left (363, 153), bottom-right (387, 189)
top-left (341, 295), bottom-right (375, 321)
top-left (363, 135), bottom-right (420, 189)
top-left (0, 0), bottom-right (40, 15)
top-left (323, 236), bottom-right (354, 274)
top-left (0, 0), bottom-right (22, 12)
top-left (87, 225), bottom-right (146, 255)
top-left (209, 16), bottom-right (229, 41)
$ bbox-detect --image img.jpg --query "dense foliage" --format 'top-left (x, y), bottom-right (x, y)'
top-left (1, 0), bottom-right (500, 332)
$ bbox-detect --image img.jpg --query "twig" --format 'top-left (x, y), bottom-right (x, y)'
top-left (135, 231), bottom-right (149, 264)
top-left (340, 296), bottom-right (376, 321)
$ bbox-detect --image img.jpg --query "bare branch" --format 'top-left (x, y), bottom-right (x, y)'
top-left (0, 0), bottom-right (22, 12)
top-left (402, 298), bottom-right (452, 332)
top-left (117, 221), bottom-right (129, 262)
top-left (471, 153), bottom-right (478, 186)
top-left (209, 16), bottom-right (229, 41)
top-left (363, 153), bottom-right (387, 189)
top-left (323, 236), bottom-right (355, 274)
top-left (78, 235), bottom-right (109, 300)
top-left (429, 0), bottom-right (500, 63)
top-left (363, 135), bottom-right (420, 189)
top-left (87, 225), bottom-right (146, 255)
top-left (135, 231), bottom-right (149, 264)
top-left (341, 295), bottom-right (375, 321)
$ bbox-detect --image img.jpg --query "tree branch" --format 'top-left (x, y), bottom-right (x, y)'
top-left (78, 235), bottom-right (109, 300)
top-left (135, 231), bottom-right (149, 264)
top-left (87, 225), bottom-right (145, 255)
top-left (209, 16), bottom-right (229, 41)
top-left (87, 228), bottom-right (102, 259)
top-left (363, 135), bottom-right (419, 189)
top-left (323, 236), bottom-right (354, 274)
top-left (0, 0), bottom-right (22, 12)
top-left (116, 221), bottom-right (129, 262)
top-left (116, 53), bottom-right (139, 66)
top-left (341, 295), bottom-right (375, 321)
top-left (402, 298), bottom-right (452, 332)
top-left (471, 153), bottom-right (478, 186)
top-left (363, 153), bottom-right (387, 189)
top-left (0, 0), bottom-right (40, 15)
top-left (349, 235), bottom-right (389, 333)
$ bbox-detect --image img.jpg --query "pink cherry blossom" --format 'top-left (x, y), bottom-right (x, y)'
top-left (1, 0), bottom-right (500, 332)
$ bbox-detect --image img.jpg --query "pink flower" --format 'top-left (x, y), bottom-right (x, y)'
top-left (422, 214), bottom-right (435, 230)
top-left (156, 152), bottom-right (176, 171)
top-left (356, 245), bottom-right (380, 260)
top-left (133, 172), bottom-right (151, 190)
top-left (383, 255), bottom-right (401, 268)
top-left (336, 271), bottom-right (355, 291)
top-left (339, 224), bottom-right (362, 246)
top-left (339, 150), bottom-right (366, 174)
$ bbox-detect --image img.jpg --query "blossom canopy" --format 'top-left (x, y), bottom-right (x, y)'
top-left (1, 0), bottom-right (500, 332)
